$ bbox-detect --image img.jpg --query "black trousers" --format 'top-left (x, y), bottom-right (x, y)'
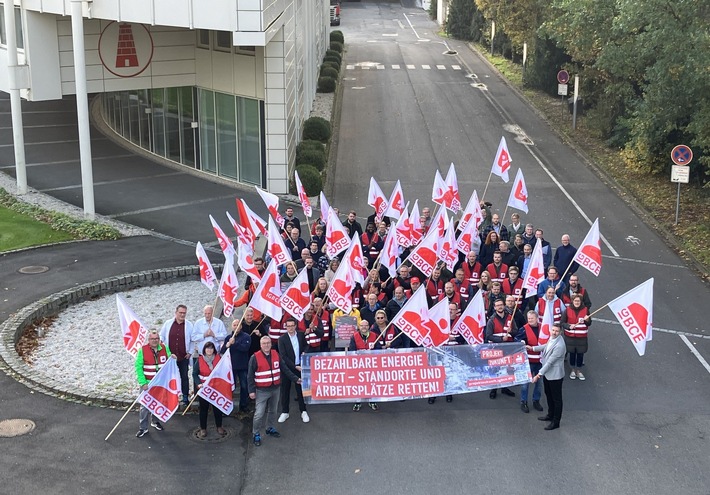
top-left (198, 396), bottom-right (223, 429)
top-left (280, 371), bottom-right (306, 414)
top-left (176, 358), bottom-right (190, 402)
top-left (543, 377), bottom-right (563, 425)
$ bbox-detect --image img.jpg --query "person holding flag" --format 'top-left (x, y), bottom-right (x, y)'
top-left (519, 311), bottom-right (545, 414)
top-left (159, 305), bottom-right (194, 408)
top-left (134, 330), bottom-right (172, 437)
top-left (196, 342), bottom-right (226, 438)
top-left (485, 299), bottom-right (518, 400)
top-left (561, 293), bottom-right (592, 380)
top-left (222, 318), bottom-right (252, 417)
top-left (192, 305), bottom-right (228, 395)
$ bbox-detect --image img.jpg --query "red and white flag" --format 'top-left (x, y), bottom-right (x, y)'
top-left (430, 205), bottom-right (449, 239)
top-left (521, 239), bottom-right (546, 294)
top-left (456, 214), bottom-right (480, 255)
top-left (280, 268), bottom-right (312, 321)
top-left (326, 258), bottom-right (355, 314)
top-left (607, 278), bottom-right (654, 356)
top-left (406, 226), bottom-right (440, 278)
top-left (379, 231), bottom-right (400, 279)
top-left (459, 190), bottom-right (483, 232)
top-left (507, 168), bottom-right (529, 214)
top-left (250, 260), bottom-right (283, 322)
top-left (294, 170), bottom-right (313, 218)
top-left (325, 207), bottom-right (350, 259)
top-left (427, 297), bottom-right (452, 347)
top-left (255, 187), bottom-right (285, 228)
top-left (209, 215), bottom-right (236, 260)
top-left (138, 357), bottom-right (181, 423)
top-left (346, 232), bottom-right (366, 286)
top-left (538, 302), bottom-right (553, 345)
top-left (573, 218), bottom-right (602, 277)
top-left (445, 163), bottom-right (461, 212)
top-left (391, 287), bottom-right (436, 347)
top-left (237, 237), bottom-right (262, 283)
top-left (438, 219), bottom-right (458, 272)
top-left (116, 294), bottom-right (150, 357)
top-left (384, 180), bottom-right (405, 220)
top-left (491, 136), bottom-right (512, 183)
top-left (395, 203), bottom-right (412, 248)
top-left (195, 242), bottom-right (217, 291)
top-left (410, 199), bottom-right (423, 245)
top-left (368, 177), bottom-right (388, 222)
top-left (197, 349), bottom-right (235, 415)
top-left (319, 191), bottom-right (331, 222)
top-left (226, 211), bottom-right (254, 255)
top-left (267, 217), bottom-right (292, 266)
top-left (432, 170), bottom-right (452, 208)
top-left (236, 198), bottom-right (267, 237)
top-left (452, 290), bottom-right (486, 345)
top-left (218, 259), bottom-right (239, 317)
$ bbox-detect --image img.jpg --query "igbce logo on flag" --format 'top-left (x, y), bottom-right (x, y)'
top-left (139, 378), bottom-right (180, 422)
top-left (616, 304), bottom-right (649, 344)
top-left (282, 281), bottom-right (311, 319)
top-left (410, 250), bottom-right (436, 277)
top-left (125, 321), bottom-right (148, 356)
top-left (576, 244), bottom-right (602, 276)
top-left (201, 385), bottom-right (233, 411)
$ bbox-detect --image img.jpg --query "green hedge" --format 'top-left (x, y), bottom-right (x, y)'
top-left (325, 50), bottom-right (342, 62)
top-left (320, 66), bottom-right (339, 79)
top-left (296, 147), bottom-right (326, 171)
top-left (318, 77), bottom-right (337, 93)
top-left (330, 31), bottom-right (344, 44)
top-left (323, 57), bottom-right (341, 69)
top-left (302, 117), bottom-right (332, 142)
top-left (295, 165), bottom-right (322, 196)
top-left (330, 41), bottom-right (344, 53)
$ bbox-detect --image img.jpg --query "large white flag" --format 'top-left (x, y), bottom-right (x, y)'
top-left (116, 294), bottom-right (149, 357)
top-left (459, 190), bottom-right (483, 232)
top-left (226, 211), bottom-right (254, 255)
top-left (506, 168), bottom-right (529, 214)
top-left (280, 268), bottom-right (312, 321)
top-left (326, 257), bottom-right (355, 314)
top-left (209, 215), bottom-right (236, 260)
top-left (218, 259), bottom-right (239, 317)
top-left (383, 180), bottom-right (405, 220)
top-left (319, 191), bottom-right (331, 222)
top-left (325, 207), bottom-right (350, 259)
top-left (138, 357), bottom-right (181, 423)
top-left (521, 239), bottom-right (545, 294)
top-left (249, 260), bottom-right (283, 322)
top-left (255, 187), bottom-right (285, 228)
top-left (236, 198), bottom-right (266, 237)
top-left (267, 217), bottom-right (292, 266)
top-left (237, 237), bottom-right (262, 283)
top-left (345, 232), bottom-right (366, 286)
top-left (607, 278), bottom-right (654, 356)
top-left (444, 162), bottom-right (461, 212)
top-left (197, 349), bottom-right (235, 415)
top-left (394, 202), bottom-right (412, 248)
top-left (368, 177), bottom-right (388, 222)
top-left (379, 231), bottom-right (399, 279)
top-left (491, 136), bottom-right (512, 183)
top-left (406, 226), bottom-right (439, 278)
top-left (456, 214), bottom-right (480, 255)
top-left (573, 218), bottom-right (603, 276)
top-left (438, 219), bottom-right (458, 272)
top-left (294, 170), bottom-right (313, 218)
top-left (452, 290), bottom-right (486, 345)
top-left (410, 199), bottom-right (423, 245)
top-left (195, 242), bottom-right (217, 291)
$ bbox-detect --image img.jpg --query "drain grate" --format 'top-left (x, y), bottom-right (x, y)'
top-left (187, 426), bottom-right (234, 444)
top-left (0, 419), bottom-right (36, 437)
top-left (18, 266), bottom-right (50, 274)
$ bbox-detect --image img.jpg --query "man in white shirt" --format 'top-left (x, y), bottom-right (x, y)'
top-left (191, 305), bottom-right (228, 393)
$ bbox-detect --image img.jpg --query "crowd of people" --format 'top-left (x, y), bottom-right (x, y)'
top-left (134, 202), bottom-right (594, 441)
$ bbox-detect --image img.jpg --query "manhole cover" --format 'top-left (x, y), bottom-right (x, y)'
top-left (18, 265), bottom-right (50, 274)
top-left (0, 419), bottom-right (36, 437)
top-left (187, 426), bottom-right (234, 444)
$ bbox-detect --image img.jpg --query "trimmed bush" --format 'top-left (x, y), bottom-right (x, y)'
top-left (318, 76), bottom-right (337, 93)
top-left (325, 50), bottom-right (342, 62)
top-left (323, 56), bottom-right (341, 68)
top-left (297, 140), bottom-right (325, 154)
top-left (302, 117), bottom-right (331, 142)
top-left (330, 41), bottom-right (344, 53)
top-left (320, 66), bottom-right (339, 79)
top-left (330, 31), bottom-right (344, 44)
top-left (295, 165), bottom-right (322, 196)
top-left (323, 61), bottom-right (341, 73)
top-left (296, 147), bottom-right (326, 171)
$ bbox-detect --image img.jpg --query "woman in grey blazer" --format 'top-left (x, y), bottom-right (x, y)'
top-left (528, 324), bottom-right (566, 430)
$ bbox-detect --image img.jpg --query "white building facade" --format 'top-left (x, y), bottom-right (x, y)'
top-left (0, 0), bottom-right (329, 200)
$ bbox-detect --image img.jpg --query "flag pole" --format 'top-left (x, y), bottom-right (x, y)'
top-left (502, 205), bottom-right (509, 226)
top-left (586, 302), bottom-right (610, 319)
top-left (181, 391), bottom-right (200, 416)
top-left (104, 395), bottom-right (140, 441)
top-left (481, 172), bottom-right (493, 201)
top-left (556, 263), bottom-right (574, 288)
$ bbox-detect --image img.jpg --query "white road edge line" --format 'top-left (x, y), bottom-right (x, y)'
top-left (595, 317), bottom-right (710, 340)
top-left (403, 13), bottom-right (420, 39)
top-left (523, 146), bottom-right (620, 257)
top-left (679, 334), bottom-right (710, 374)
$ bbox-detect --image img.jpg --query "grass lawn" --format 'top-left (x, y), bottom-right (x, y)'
top-left (0, 205), bottom-right (75, 252)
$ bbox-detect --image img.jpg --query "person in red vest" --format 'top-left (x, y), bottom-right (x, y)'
top-left (134, 330), bottom-right (172, 438)
top-left (247, 336), bottom-right (298, 447)
top-left (312, 297), bottom-right (332, 352)
top-left (373, 309), bottom-right (405, 349)
top-left (519, 311), bottom-right (544, 414)
top-left (196, 342), bottom-right (225, 438)
top-left (501, 265), bottom-right (524, 309)
top-left (486, 251), bottom-right (509, 283)
top-left (426, 267), bottom-right (445, 299)
top-left (455, 251), bottom-right (482, 287)
top-left (561, 274), bottom-right (592, 309)
top-left (349, 320), bottom-right (382, 412)
top-left (536, 286), bottom-right (564, 325)
top-left (561, 293), bottom-right (592, 380)
top-left (484, 299), bottom-right (518, 400)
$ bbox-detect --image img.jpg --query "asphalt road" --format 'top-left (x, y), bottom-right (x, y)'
top-left (0, 2), bottom-right (708, 494)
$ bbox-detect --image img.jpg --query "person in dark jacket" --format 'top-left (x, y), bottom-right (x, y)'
top-left (277, 318), bottom-right (312, 424)
top-left (553, 234), bottom-right (578, 283)
top-left (222, 318), bottom-right (252, 416)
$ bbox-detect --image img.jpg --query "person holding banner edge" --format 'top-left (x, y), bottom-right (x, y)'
top-left (349, 320), bottom-right (382, 411)
top-left (529, 324), bottom-right (566, 430)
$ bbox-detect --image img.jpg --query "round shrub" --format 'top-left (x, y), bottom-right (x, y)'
top-left (318, 76), bottom-right (336, 93)
top-left (295, 165), bottom-right (322, 196)
top-left (330, 41), bottom-right (344, 53)
top-left (302, 117), bottom-right (331, 142)
top-left (320, 66), bottom-right (339, 79)
top-left (323, 61), bottom-right (341, 73)
top-left (296, 147), bottom-right (326, 171)
top-left (323, 56), bottom-right (341, 69)
top-left (330, 31), bottom-right (344, 44)
top-left (326, 50), bottom-right (342, 62)
top-left (298, 140), bottom-right (325, 154)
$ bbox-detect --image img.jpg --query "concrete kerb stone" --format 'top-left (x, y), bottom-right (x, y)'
top-left (0, 265), bottom-right (204, 408)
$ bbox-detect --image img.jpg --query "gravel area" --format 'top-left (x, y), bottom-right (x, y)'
top-left (310, 92), bottom-right (335, 121)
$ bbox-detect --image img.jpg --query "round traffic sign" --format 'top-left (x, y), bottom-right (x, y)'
top-left (671, 145), bottom-right (693, 165)
top-left (557, 70), bottom-right (570, 84)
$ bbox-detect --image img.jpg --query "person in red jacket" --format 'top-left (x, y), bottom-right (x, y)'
top-left (134, 330), bottom-right (172, 438)
top-left (349, 320), bottom-right (381, 412)
top-left (561, 293), bottom-right (592, 380)
top-left (486, 251), bottom-right (509, 283)
top-left (196, 342), bottom-right (225, 438)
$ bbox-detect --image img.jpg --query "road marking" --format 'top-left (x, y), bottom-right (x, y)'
top-left (436, 65), bottom-right (446, 70)
top-left (596, 317), bottom-right (710, 340)
top-left (382, 33), bottom-right (398, 37)
top-left (108, 194), bottom-right (237, 219)
top-left (422, 65), bottom-right (431, 70)
top-left (346, 65), bottom-right (354, 70)
top-left (376, 65), bottom-right (385, 70)
top-left (0, 138), bottom-right (107, 147)
top-left (0, 123), bottom-right (76, 130)
top-left (396, 20), bottom-right (405, 29)
top-left (452, 65), bottom-right (461, 70)
top-left (0, 153), bottom-right (135, 169)
top-left (392, 64), bottom-right (401, 70)
top-left (406, 64), bottom-right (415, 69)
top-left (403, 13), bottom-right (421, 39)
top-left (40, 172), bottom-right (185, 192)
top-left (626, 236), bottom-right (640, 245)
top-left (602, 254), bottom-right (687, 269)
top-left (680, 335), bottom-right (710, 374)
top-left (362, 66), bottom-right (370, 70)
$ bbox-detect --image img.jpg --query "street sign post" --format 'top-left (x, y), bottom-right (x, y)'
top-left (671, 145), bottom-right (693, 165)
top-left (557, 70), bottom-right (570, 84)
top-left (670, 145), bottom-right (692, 224)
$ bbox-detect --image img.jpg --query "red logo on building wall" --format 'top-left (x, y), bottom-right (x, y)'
top-left (98, 21), bottom-right (154, 78)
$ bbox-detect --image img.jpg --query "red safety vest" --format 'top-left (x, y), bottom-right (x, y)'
top-left (502, 277), bottom-right (524, 305)
top-left (378, 325), bottom-right (397, 343)
top-left (254, 351), bottom-right (281, 387)
top-left (352, 286), bottom-right (363, 308)
top-left (490, 313), bottom-right (514, 339)
top-left (198, 354), bottom-right (221, 381)
top-left (561, 286), bottom-right (588, 307)
top-left (536, 298), bottom-right (563, 324)
top-left (457, 282), bottom-right (471, 302)
top-left (426, 279), bottom-right (444, 298)
top-left (486, 263), bottom-right (508, 283)
top-left (353, 331), bottom-right (378, 350)
top-left (299, 318), bottom-right (321, 348)
top-left (440, 291), bottom-right (461, 307)
top-left (269, 315), bottom-right (289, 344)
top-left (564, 306), bottom-right (589, 338)
top-left (318, 310), bottom-right (331, 341)
top-left (462, 261), bottom-right (482, 285)
top-left (523, 324), bottom-right (541, 363)
top-left (141, 344), bottom-right (168, 381)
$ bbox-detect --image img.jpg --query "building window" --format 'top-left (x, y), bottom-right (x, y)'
top-left (197, 29), bottom-right (210, 49)
top-left (214, 31), bottom-right (232, 52)
top-left (0, 5), bottom-right (24, 49)
top-left (236, 46), bottom-right (256, 56)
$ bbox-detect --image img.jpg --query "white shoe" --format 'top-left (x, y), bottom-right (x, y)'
top-left (577, 371), bottom-right (586, 381)
top-left (569, 370), bottom-right (577, 379)
top-left (301, 411), bottom-right (310, 423)
top-left (277, 413), bottom-right (289, 423)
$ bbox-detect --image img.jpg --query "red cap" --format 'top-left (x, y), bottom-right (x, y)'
top-left (410, 277), bottom-right (420, 284)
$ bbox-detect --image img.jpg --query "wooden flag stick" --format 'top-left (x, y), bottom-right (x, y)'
top-left (104, 395), bottom-right (140, 441)
top-left (586, 302), bottom-right (610, 319)
top-left (481, 171), bottom-right (494, 202)
top-left (181, 391), bottom-right (200, 416)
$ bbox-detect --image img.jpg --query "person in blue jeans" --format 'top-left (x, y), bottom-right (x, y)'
top-left (222, 318), bottom-right (252, 416)
top-left (519, 311), bottom-right (544, 414)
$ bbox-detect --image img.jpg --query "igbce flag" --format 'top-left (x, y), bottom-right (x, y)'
top-left (452, 290), bottom-right (486, 345)
top-left (218, 259), bottom-right (239, 317)
top-left (506, 168), bottom-right (529, 214)
top-left (249, 260), bottom-right (283, 322)
top-left (116, 294), bottom-right (149, 357)
top-left (521, 238), bottom-right (545, 294)
top-left (438, 218), bottom-right (458, 272)
top-left (368, 177), bottom-right (388, 222)
top-left (325, 207), bottom-right (350, 259)
top-left (326, 256), bottom-right (355, 314)
top-left (198, 349), bottom-right (235, 416)
top-left (346, 232), bottom-right (366, 286)
top-left (394, 202), bottom-right (412, 248)
top-left (491, 136), bottom-right (512, 183)
top-left (138, 357), bottom-right (181, 423)
top-left (406, 225), bottom-right (440, 278)
top-left (255, 186), bottom-right (285, 228)
top-left (456, 213), bottom-right (480, 255)
top-left (209, 215), bottom-right (236, 260)
top-left (236, 198), bottom-right (266, 237)
top-left (432, 170), bottom-right (451, 208)
top-left (427, 297), bottom-right (452, 347)
top-left (573, 218), bottom-right (603, 276)
top-left (227, 211), bottom-right (254, 255)
top-left (444, 162), bottom-right (461, 212)
top-left (280, 267), bottom-right (312, 321)
top-left (607, 278), bottom-right (654, 356)
top-left (237, 237), bottom-right (262, 283)
top-left (410, 200), bottom-right (423, 245)
top-left (459, 190), bottom-right (482, 232)
top-left (267, 217), bottom-right (292, 265)
top-left (195, 241), bottom-right (217, 291)
top-left (319, 191), bottom-right (331, 222)
top-left (384, 180), bottom-right (405, 220)
top-left (392, 286), bottom-right (435, 347)
top-left (294, 170), bottom-right (313, 218)
top-left (379, 231), bottom-right (399, 279)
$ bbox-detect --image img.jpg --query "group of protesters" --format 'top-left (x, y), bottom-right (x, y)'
top-left (135, 201), bottom-right (593, 442)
